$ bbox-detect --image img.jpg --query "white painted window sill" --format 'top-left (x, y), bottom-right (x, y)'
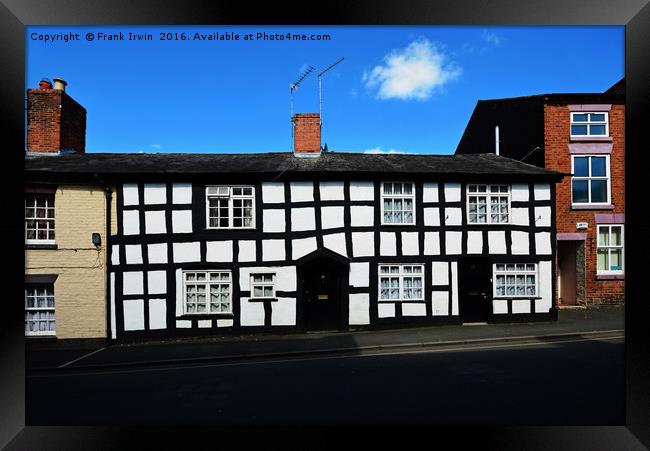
top-left (571, 204), bottom-right (615, 210)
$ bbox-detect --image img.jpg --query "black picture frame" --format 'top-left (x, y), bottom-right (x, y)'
top-left (2, 0), bottom-right (648, 448)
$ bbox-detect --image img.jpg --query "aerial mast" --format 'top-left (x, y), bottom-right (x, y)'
top-left (317, 57), bottom-right (344, 149)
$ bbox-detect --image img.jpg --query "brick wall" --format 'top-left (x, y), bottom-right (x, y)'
top-left (293, 113), bottom-right (321, 154)
top-left (544, 103), bottom-right (625, 304)
top-left (25, 185), bottom-right (117, 339)
top-left (27, 89), bottom-right (86, 153)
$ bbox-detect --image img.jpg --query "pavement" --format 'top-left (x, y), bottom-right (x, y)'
top-left (25, 305), bottom-right (624, 371)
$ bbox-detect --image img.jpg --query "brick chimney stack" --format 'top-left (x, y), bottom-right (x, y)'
top-left (292, 113), bottom-right (321, 157)
top-left (26, 77), bottom-right (86, 154)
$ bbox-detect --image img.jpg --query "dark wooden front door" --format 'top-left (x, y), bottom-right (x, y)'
top-left (299, 255), bottom-right (347, 331)
top-left (301, 267), bottom-right (341, 331)
top-left (459, 258), bottom-right (492, 322)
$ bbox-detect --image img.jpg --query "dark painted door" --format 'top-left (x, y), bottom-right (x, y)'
top-left (301, 266), bottom-right (341, 331)
top-left (459, 258), bottom-right (492, 322)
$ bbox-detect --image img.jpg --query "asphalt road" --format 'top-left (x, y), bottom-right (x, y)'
top-left (26, 335), bottom-right (624, 425)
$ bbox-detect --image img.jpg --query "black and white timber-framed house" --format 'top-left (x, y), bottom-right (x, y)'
top-left (26, 114), bottom-right (565, 341)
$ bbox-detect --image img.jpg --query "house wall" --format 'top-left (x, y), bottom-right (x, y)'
top-left (544, 103), bottom-right (625, 304)
top-left (109, 179), bottom-right (557, 340)
top-left (25, 185), bottom-right (117, 339)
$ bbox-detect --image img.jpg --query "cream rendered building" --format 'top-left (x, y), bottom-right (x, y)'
top-left (25, 77), bottom-right (115, 340)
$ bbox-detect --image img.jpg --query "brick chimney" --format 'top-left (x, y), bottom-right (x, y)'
top-left (292, 113), bottom-right (321, 157)
top-left (26, 78), bottom-right (86, 154)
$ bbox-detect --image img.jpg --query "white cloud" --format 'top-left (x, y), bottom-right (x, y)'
top-left (150, 144), bottom-right (163, 150)
top-left (363, 147), bottom-right (404, 154)
top-left (363, 38), bottom-right (461, 101)
top-left (481, 30), bottom-right (503, 46)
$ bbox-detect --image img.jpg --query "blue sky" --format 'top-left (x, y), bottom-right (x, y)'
top-left (26, 26), bottom-right (624, 155)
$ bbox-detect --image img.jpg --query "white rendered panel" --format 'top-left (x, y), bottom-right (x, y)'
top-left (148, 298), bottom-right (167, 329)
top-left (172, 183), bottom-right (192, 204)
top-left (349, 262), bottom-right (370, 287)
top-left (488, 230), bottom-right (507, 254)
top-left (171, 210), bottom-right (193, 233)
top-left (445, 231), bottom-right (462, 255)
top-left (263, 209), bottom-right (285, 233)
top-left (431, 291), bottom-right (449, 316)
top-left (125, 244), bottom-right (143, 264)
top-left (323, 232), bottom-right (347, 257)
top-left (402, 232), bottom-right (419, 256)
top-left (321, 206), bottom-right (345, 229)
top-left (122, 210), bottom-right (140, 235)
top-left (147, 243), bottom-right (168, 264)
top-left (271, 297), bottom-right (296, 326)
top-left (262, 182), bottom-right (285, 204)
top-left (123, 271), bottom-right (144, 295)
top-left (349, 181), bottom-right (374, 201)
top-left (349, 293), bottom-right (370, 325)
top-left (238, 240), bottom-right (256, 263)
top-left (122, 183), bottom-right (139, 206)
top-left (262, 239), bottom-right (285, 262)
top-left (147, 270), bottom-right (166, 295)
top-left (423, 183), bottom-right (439, 202)
top-left (144, 183), bottom-right (167, 205)
top-left (352, 232), bottom-right (374, 257)
top-left (451, 262), bottom-right (459, 315)
top-left (206, 241), bottom-right (234, 262)
top-left (424, 232), bottom-right (440, 255)
top-left (467, 231), bottom-right (483, 254)
top-left (173, 242), bottom-right (201, 263)
top-left (145, 210), bottom-right (166, 234)
top-left (319, 181), bottom-right (344, 201)
top-left (378, 303), bottom-right (396, 318)
top-left (380, 232), bottom-right (397, 256)
top-left (290, 181), bottom-right (314, 202)
top-left (402, 303), bottom-right (426, 316)
top-left (123, 299), bottom-right (144, 331)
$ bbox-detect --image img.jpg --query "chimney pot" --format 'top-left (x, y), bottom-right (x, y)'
top-left (38, 77), bottom-right (53, 90)
top-left (52, 77), bottom-right (67, 92)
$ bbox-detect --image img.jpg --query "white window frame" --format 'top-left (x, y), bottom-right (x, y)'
top-left (380, 182), bottom-right (416, 225)
top-left (378, 264), bottom-right (425, 302)
top-left (205, 185), bottom-right (255, 229)
top-left (25, 283), bottom-right (56, 336)
top-left (25, 193), bottom-right (56, 244)
top-left (571, 155), bottom-right (611, 206)
top-left (570, 112), bottom-right (609, 138)
top-left (250, 273), bottom-right (276, 299)
top-left (182, 270), bottom-right (232, 315)
top-left (466, 184), bottom-right (511, 225)
top-left (596, 224), bottom-right (624, 275)
top-left (493, 263), bottom-right (538, 299)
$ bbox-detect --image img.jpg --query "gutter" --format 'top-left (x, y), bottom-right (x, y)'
top-left (105, 185), bottom-right (113, 342)
top-left (92, 173), bottom-right (113, 342)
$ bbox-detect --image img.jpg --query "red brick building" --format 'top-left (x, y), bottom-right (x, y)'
top-left (455, 79), bottom-right (624, 305)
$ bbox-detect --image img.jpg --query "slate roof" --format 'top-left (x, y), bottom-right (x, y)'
top-left (605, 78), bottom-right (625, 94)
top-left (475, 90), bottom-right (624, 106)
top-left (25, 152), bottom-right (564, 180)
